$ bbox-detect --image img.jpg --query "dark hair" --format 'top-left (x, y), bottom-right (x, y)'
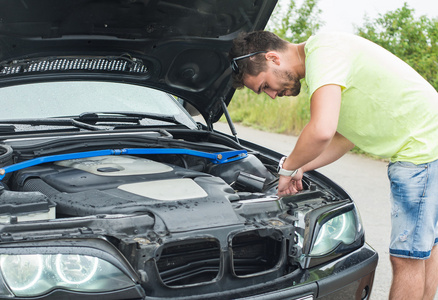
top-left (229, 31), bottom-right (288, 89)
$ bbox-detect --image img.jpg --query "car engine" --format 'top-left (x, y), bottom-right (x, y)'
top-left (8, 153), bottom-right (276, 227)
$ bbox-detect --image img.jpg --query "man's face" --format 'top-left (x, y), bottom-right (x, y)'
top-left (243, 67), bottom-right (301, 99)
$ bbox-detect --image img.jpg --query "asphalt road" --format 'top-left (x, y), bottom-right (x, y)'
top-left (212, 121), bottom-right (393, 299)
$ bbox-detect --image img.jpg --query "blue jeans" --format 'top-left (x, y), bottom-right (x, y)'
top-left (388, 159), bottom-right (438, 259)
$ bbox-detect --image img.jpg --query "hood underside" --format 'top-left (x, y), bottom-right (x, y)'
top-left (0, 0), bottom-right (277, 123)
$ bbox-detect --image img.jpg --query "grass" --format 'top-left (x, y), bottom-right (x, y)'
top-left (223, 87), bottom-right (384, 160)
top-left (223, 88), bottom-right (310, 135)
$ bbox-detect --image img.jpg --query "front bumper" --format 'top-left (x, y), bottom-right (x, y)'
top-left (6, 242), bottom-right (377, 300)
top-left (146, 243), bottom-right (378, 300)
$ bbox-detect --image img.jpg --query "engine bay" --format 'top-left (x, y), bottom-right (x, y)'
top-left (0, 130), bottom-right (347, 233)
top-left (0, 131), bottom-right (367, 296)
top-left (7, 153), bottom-right (278, 231)
top-left (0, 131), bottom-right (286, 226)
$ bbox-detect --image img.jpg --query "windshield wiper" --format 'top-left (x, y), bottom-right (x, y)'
top-left (0, 112), bottom-right (181, 131)
top-left (0, 118), bottom-right (102, 131)
top-left (77, 112), bottom-right (180, 125)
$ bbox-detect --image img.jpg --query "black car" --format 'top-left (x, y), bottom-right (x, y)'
top-left (0, 1), bottom-right (377, 299)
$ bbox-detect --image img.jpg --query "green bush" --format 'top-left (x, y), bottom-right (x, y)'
top-left (356, 3), bottom-right (438, 91)
top-left (224, 87), bottom-right (310, 135)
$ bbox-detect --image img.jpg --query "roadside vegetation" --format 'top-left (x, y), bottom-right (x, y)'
top-left (225, 1), bottom-right (438, 156)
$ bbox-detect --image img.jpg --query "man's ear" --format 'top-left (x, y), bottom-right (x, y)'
top-left (265, 52), bottom-right (281, 65)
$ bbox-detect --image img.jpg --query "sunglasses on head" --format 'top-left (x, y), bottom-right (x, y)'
top-left (230, 51), bottom-right (267, 74)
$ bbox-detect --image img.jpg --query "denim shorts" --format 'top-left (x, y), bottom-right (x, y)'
top-left (388, 159), bottom-right (438, 259)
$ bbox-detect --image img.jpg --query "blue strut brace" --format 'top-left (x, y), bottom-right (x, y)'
top-left (0, 148), bottom-right (248, 180)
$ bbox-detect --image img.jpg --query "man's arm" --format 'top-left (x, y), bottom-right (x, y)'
top-left (282, 84), bottom-right (342, 171)
top-left (277, 131), bottom-right (354, 196)
top-left (277, 84), bottom-right (345, 196)
top-left (302, 131), bottom-right (354, 172)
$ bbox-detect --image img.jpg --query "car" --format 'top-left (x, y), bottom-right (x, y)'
top-left (0, 0), bottom-right (377, 299)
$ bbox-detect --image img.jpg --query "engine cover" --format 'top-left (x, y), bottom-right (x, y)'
top-left (13, 155), bottom-right (242, 232)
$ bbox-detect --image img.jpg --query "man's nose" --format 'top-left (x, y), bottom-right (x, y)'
top-left (265, 89), bottom-right (277, 99)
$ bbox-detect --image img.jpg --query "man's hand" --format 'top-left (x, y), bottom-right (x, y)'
top-left (277, 168), bottom-right (304, 196)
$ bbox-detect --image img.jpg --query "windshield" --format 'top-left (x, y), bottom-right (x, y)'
top-left (0, 81), bottom-right (197, 128)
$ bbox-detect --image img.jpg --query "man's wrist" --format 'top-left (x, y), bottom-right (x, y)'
top-left (277, 156), bottom-right (299, 177)
top-left (278, 168), bottom-right (299, 177)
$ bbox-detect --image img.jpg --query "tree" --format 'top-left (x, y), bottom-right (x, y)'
top-left (267, 0), bottom-right (323, 43)
top-left (356, 3), bottom-right (438, 90)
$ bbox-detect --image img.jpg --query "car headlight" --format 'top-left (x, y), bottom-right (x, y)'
top-left (309, 210), bottom-right (357, 256)
top-left (0, 253), bottom-right (135, 297)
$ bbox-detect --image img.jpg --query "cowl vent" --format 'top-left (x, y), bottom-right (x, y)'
top-left (1, 57), bottom-right (148, 75)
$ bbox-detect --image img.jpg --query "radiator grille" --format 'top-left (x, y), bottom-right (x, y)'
top-left (155, 231), bottom-right (284, 287)
top-left (231, 230), bottom-right (283, 277)
top-left (156, 239), bottom-right (221, 287)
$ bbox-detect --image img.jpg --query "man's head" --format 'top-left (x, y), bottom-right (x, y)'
top-left (229, 31), bottom-right (303, 99)
top-left (229, 31), bottom-right (288, 89)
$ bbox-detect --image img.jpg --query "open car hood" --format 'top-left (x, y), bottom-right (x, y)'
top-left (0, 0), bottom-right (277, 124)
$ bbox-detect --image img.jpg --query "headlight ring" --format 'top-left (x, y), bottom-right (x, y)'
top-left (0, 252), bottom-right (135, 297)
top-left (309, 210), bottom-right (358, 256)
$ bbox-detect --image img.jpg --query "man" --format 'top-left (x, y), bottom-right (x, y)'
top-left (229, 31), bottom-right (438, 300)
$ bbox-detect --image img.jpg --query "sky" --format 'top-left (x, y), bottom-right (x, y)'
top-left (312, 0), bottom-right (438, 33)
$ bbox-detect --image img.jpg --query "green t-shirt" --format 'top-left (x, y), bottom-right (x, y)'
top-left (304, 32), bottom-right (438, 164)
